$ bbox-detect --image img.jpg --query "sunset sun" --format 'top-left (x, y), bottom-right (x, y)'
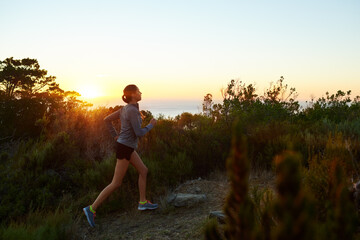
top-left (78, 85), bottom-right (102, 99)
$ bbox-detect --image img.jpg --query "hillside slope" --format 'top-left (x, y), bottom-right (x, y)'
top-left (77, 171), bottom-right (274, 240)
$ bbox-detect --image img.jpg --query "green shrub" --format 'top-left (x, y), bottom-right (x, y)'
top-left (0, 209), bottom-right (75, 240)
top-left (272, 151), bottom-right (316, 240)
top-left (223, 120), bottom-right (258, 240)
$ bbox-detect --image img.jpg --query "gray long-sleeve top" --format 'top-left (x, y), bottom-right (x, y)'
top-left (104, 103), bottom-right (153, 149)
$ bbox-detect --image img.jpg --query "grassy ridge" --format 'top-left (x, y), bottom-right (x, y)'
top-left (2, 77), bottom-right (360, 239)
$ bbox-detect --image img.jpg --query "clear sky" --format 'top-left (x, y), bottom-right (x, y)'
top-left (0, 0), bottom-right (359, 103)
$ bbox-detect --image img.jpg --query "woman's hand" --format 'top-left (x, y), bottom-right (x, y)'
top-left (150, 118), bottom-right (157, 126)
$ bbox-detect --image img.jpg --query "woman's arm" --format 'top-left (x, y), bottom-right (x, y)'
top-left (128, 108), bottom-right (154, 137)
top-left (103, 109), bottom-right (121, 138)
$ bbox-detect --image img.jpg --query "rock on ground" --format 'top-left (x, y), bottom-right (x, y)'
top-left (209, 211), bottom-right (226, 224)
top-left (167, 193), bottom-right (207, 207)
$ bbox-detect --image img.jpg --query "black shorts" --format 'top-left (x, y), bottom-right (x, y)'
top-left (116, 142), bottom-right (134, 161)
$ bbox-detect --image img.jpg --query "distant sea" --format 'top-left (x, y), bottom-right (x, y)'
top-left (140, 99), bottom-right (205, 118)
top-left (88, 97), bottom-right (309, 118)
top-left (88, 97), bottom-right (221, 118)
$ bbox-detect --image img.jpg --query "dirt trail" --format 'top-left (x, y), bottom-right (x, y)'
top-left (76, 171), bottom-right (274, 240)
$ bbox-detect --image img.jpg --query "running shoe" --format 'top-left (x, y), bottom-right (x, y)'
top-left (83, 206), bottom-right (96, 227)
top-left (138, 200), bottom-right (158, 210)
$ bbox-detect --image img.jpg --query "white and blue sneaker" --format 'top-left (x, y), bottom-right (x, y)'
top-left (83, 206), bottom-right (96, 227)
top-left (138, 200), bottom-right (158, 210)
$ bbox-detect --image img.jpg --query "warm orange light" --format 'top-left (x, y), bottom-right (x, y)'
top-left (78, 85), bottom-right (103, 99)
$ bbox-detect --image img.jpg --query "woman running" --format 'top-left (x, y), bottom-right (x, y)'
top-left (83, 84), bottom-right (158, 227)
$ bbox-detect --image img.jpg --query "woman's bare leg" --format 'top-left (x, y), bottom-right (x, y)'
top-left (91, 159), bottom-right (130, 211)
top-left (129, 151), bottom-right (148, 202)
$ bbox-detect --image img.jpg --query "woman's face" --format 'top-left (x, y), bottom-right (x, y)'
top-left (131, 88), bottom-right (142, 102)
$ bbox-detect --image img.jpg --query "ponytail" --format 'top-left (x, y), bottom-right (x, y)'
top-left (122, 95), bottom-right (130, 103)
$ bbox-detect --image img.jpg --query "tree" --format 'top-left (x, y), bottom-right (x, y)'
top-left (202, 93), bottom-right (213, 116)
top-left (0, 57), bottom-right (58, 98)
top-left (0, 57), bottom-right (90, 139)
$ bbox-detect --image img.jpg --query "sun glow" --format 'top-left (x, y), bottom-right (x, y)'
top-left (78, 85), bottom-right (103, 99)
